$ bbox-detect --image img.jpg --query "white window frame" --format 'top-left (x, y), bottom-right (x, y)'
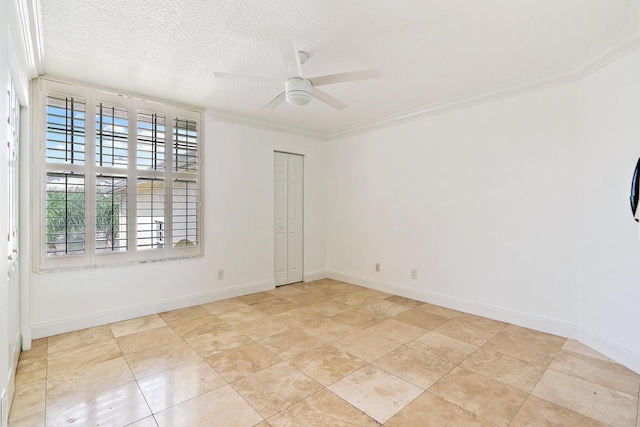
top-left (33, 78), bottom-right (203, 271)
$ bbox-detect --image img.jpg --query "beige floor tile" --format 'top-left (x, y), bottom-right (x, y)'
top-left (116, 326), bottom-right (182, 356)
top-left (549, 349), bottom-right (640, 396)
top-left (290, 345), bottom-right (367, 386)
top-left (8, 379), bottom-right (46, 423)
top-left (274, 308), bottom-right (329, 328)
top-left (459, 347), bottom-right (546, 392)
top-left (252, 298), bottom-right (302, 315)
top-left (393, 309), bottom-right (450, 331)
top-left (328, 365), bottom-right (423, 424)
top-left (217, 305), bottom-right (270, 326)
top-left (109, 314), bottom-right (167, 337)
top-left (253, 422), bottom-right (270, 427)
top-left (531, 369), bottom-right (638, 427)
top-left (562, 339), bottom-right (615, 362)
top-left (383, 295), bottom-right (424, 309)
top-left (170, 314), bottom-right (229, 339)
top-left (268, 389), bottom-right (379, 427)
top-left (334, 289), bottom-right (391, 306)
top-left (125, 416), bottom-right (158, 427)
top-left (18, 339), bottom-right (47, 362)
top-left (303, 282), bottom-right (362, 299)
top-left (15, 356), bottom-right (46, 385)
top-left (125, 340), bottom-right (202, 379)
top-left (258, 329), bottom-right (324, 360)
top-left (483, 325), bottom-right (565, 367)
top-left (510, 395), bottom-right (609, 427)
top-left (364, 299), bottom-right (412, 317)
top-left (267, 285), bottom-right (307, 297)
top-left (408, 332), bottom-right (478, 364)
top-left (283, 292), bottom-right (326, 306)
top-left (45, 381), bottom-right (151, 426)
top-left (137, 360), bottom-right (226, 413)
top-left (7, 411), bottom-right (45, 427)
top-left (200, 298), bottom-right (249, 315)
top-left (298, 318), bottom-right (360, 342)
top-left (186, 328), bottom-right (253, 357)
top-left (433, 313), bottom-right (507, 346)
top-left (373, 346), bottom-right (454, 389)
top-left (286, 281), bottom-right (322, 292)
top-left (307, 300), bottom-right (352, 316)
top-left (47, 339), bottom-right (122, 376)
top-left (46, 357), bottom-right (134, 409)
top-left (333, 307), bottom-right (387, 329)
top-left (236, 291), bottom-right (278, 305)
top-left (429, 367), bottom-right (528, 427)
top-left (232, 362), bottom-right (323, 418)
top-left (331, 330), bottom-right (401, 362)
top-left (366, 318), bottom-right (427, 344)
top-left (154, 385), bottom-right (263, 427)
top-left (385, 392), bottom-right (496, 427)
top-left (237, 316), bottom-right (292, 341)
top-left (205, 342), bottom-right (282, 382)
top-left (47, 325), bottom-right (114, 354)
top-left (158, 305), bottom-right (210, 327)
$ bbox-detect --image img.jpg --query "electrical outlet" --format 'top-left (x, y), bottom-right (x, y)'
top-left (217, 269), bottom-right (224, 280)
top-left (411, 269), bottom-right (418, 280)
top-left (375, 263), bottom-right (380, 272)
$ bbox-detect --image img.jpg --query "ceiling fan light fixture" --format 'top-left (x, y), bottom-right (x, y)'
top-left (285, 77), bottom-right (312, 106)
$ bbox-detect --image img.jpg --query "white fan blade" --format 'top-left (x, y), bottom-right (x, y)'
top-left (310, 87), bottom-right (347, 110)
top-left (309, 68), bottom-right (380, 86)
top-left (277, 39), bottom-right (303, 77)
top-left (263, 91), bottom-right (286, 109)
top-left (214, 72), bottom-right (276, 83)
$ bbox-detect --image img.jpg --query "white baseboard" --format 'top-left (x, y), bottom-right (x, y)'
top-left (329, 270), bottom-right (640, 374)
top-left (303, 270), bottom-right (328, 282)
top-left (328, 270), bottom-right (577, 338)
top-left (31, 279), bottom-right (275, 339)
top-left (21, 333), bottom-right (32, 351)
top-left (577, 327), bottom-right (640, 374)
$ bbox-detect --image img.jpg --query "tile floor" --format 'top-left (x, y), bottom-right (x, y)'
top-left (8, 279), bottom-right (640, 426)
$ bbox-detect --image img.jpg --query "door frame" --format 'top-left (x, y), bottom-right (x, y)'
top-left (274, 150), bottom-right (304, 286)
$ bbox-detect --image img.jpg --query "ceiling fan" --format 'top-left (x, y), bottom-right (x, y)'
top-left (213, 39), bottom-right (380, 110)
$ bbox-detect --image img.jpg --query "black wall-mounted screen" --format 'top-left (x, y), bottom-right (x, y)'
top-left (631, 158), bottom-right (640, 222)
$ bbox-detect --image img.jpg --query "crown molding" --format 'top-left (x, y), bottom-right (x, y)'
top-left (14, 0), bottom-right (43, 77)
top-left (326, 0), bottom-right (640, 140)
top-left (25, 0), bottom-right (640, 142)
top-left (205, 108), bottom-right (327, 140)
top-left (205, 18), bottom-right (640, 143)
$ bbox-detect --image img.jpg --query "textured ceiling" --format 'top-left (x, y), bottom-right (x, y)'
top-left (40, 0), bottom-right (637, 137)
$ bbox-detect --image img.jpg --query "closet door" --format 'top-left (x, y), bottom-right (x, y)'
top-left (274, 152), bottom-right (303, 286)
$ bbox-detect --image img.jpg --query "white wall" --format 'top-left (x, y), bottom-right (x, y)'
top-left (327, 48), bottom-right (640, 373)
top-left (28, 116), bottom-right (327, 338)
top-left (328, 83), bottom-right (581, 333)
top-left (576, 48), bottom-right (640, 371)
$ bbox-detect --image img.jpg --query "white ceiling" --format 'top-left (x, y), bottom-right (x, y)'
top-left (39, 0), bottom-right (638, 137)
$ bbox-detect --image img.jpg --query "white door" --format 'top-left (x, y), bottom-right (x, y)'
top-left (274, 152), bottom-right (303, 286)
top-left (5, 76), bottom-right (20, 420)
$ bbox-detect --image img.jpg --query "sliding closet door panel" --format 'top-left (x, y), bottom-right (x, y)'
top-left (287, 154), bottom-right (303, 283)
top-left (274, 152), bottom-right (289, 286)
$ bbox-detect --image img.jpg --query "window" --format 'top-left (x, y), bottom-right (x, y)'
top-left (36, 79), bottom-right (202, 270)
